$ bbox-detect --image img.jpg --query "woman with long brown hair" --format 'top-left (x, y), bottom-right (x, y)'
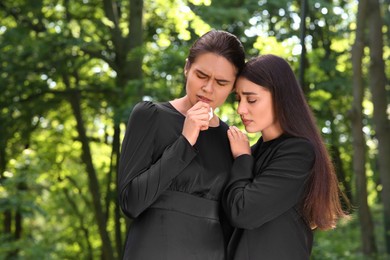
top-left (223, 54), bottom-right (349, 260)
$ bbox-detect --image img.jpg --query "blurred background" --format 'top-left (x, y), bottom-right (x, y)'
top-left (0, 0), bottom-right (389, 259)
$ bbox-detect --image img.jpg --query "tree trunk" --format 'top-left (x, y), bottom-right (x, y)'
top-left (110, 124), bottom-right (123, 257)
top-left (299, 0), bottom-right (308, 93)
top-left (127, 0), bottom-right (144, 80)
top-left (329, 140), bottom-right (353, 206)
top-left (351, 0), bottom-right (377, 255)
top-left (92, 0), bottom-right (145, 256)
top-left (0, 146), bottom-right (12, 242)
top-left (113, 0), bottom-right (145, 255)
top-left (67, 89), bottom-right (115, 260)
top-left (366, 0), bottom-right (390, 253)
top-left (62, 183), bottom-right (94, 260)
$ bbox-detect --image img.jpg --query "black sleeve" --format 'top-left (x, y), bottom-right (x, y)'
top-left (223, 138), bottom-right (315, 229)
top-left (118, 101), bottom-right (197, 218)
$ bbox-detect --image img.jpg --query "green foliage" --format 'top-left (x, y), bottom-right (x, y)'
top-left (0, 0), bottom-right (388, 258)
top-left (312, 207), bottom-right (389, 259)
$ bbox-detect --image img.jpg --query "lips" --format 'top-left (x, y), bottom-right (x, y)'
top-left (241, 118), bottom-right (252, 126)
top-left (197, 95), bottom-right (212, 103)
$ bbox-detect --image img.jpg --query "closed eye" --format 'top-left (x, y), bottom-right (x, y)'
top-left (240, 91), bottom-right (258, 104)
top-left (197, 72), bottom-right (208, 79)
top-left (216, 80), bottom-right (230, 86)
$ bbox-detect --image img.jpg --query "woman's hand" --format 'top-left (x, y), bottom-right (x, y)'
top-left (182, 101), bottom-right (210, 146)
top-left (227, 126), bottom-right (251, 159)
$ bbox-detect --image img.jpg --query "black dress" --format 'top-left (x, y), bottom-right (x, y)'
top-left (118, 101), bottom-right (233, 260)
top-left (223, 135), bottom-right (315, 260)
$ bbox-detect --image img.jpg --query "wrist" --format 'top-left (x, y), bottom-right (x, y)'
top-left (182, 134), bottom-right (196, 146)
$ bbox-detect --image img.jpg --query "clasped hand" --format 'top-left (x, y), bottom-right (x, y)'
top-left (227, 126), bottom-right (251, 159)
top-left (182, 101), bottom-right (211, 146)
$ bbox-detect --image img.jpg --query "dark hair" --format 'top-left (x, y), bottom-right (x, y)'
top-left (186, 30), bottom-right (245, 75)
top-left (240, 54), bottom-right (348, 230)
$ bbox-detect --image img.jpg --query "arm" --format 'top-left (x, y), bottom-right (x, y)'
top-left (223, 138), bottom-right (315, 229)
top-left (118, 102), bottom-right (197, 218)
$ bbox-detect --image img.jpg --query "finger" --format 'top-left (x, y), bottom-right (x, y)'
top-left (227, 129), bottom-right (236, 142)
top-left (228, 126), bottom-right (239, 139)
top-left (200, 120), bottom-right (209, 131)
top-left (187, 103), bottom-right (206, 117)
top-left (232, 126), bottom-right (242, 132)
top-left (231, 126), bottom-right (241, 135)
top-left (231, 126), bottom-right (248, 141)
top-left (237, 131), bottom-right (248, 141)
top-left (188, 110), bottom-right (209, 119)
top-left (192, 101), bottom-right (210, 111)
top-left (232, 126), bottom-right (243, 136)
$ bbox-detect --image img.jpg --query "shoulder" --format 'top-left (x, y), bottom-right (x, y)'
top-left (218, 120), bottom-right (229, 131)
top-left (127, 101), bottom-right (160, 127)
top-left (132, 101), bottom-right (158, 115)
top-left (256, 136), bottom-right (316, 174)
top-left (130, 101), bottom-right (160, 119)
top-left (278, 136), bottom-right (313, 149)
top-left (275, 136), bottom-right (315, 161)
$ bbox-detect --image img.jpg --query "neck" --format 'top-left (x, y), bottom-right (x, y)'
top-left (262, 124), bottom-right (283, 141)
top-left (170, 96), bottom-right (191, 116)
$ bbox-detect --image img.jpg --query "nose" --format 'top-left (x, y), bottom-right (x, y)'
top-left (202, 80), bottom-right (214, 93)
top-left (237, 101), bottom-right (247, 116)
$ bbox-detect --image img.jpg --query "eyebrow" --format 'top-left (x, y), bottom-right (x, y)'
top-left (196, 69), bottom-right (208, 77)
top-left (240, 91), bottom-right (258, 95)
top-left (195, 69), bottom-right (232, 83)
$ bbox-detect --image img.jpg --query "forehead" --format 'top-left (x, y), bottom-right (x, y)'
top-left (191, 53), bottom-right (237, 79)
top-left (235, 77), bottom-right (267, 94)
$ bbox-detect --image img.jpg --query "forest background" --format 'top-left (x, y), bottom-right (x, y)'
top-left (0, 0), bottom-right (389, 259)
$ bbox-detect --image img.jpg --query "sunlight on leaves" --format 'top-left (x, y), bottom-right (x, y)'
top-left (189, 0), bottom-right (211, 6)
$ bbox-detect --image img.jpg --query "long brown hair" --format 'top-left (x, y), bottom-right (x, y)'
top-left (240, 54), bottom-right (349, 230)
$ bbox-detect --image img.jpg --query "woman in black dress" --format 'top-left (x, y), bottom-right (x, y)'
top-left (224, 54), bottom-right (349, 260)
top-left (118, 30), bottom-right (245, 260)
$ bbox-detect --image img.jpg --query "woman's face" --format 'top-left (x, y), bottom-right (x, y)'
top-left (235, 77), bottom-right (282, 141)
top-left (185, 53), bottom-right (237, 109)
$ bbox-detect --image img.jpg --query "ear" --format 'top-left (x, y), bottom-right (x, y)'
top-left (184, 58), bottom-right (190, 76)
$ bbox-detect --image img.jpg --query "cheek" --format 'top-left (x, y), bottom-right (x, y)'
top-left (253, 104), bottom-right (269, 122)
top-left (263, 109), bottom-right (276, 127)
top-left (185, 76), bottom-right (199, 91)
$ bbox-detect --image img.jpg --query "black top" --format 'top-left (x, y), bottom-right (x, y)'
top-left (223, 135), bottom-right (315, 260)
top-left (118, 101), bottom-right (233, 259)
top-left (118, 101), bottom-right (233, 218)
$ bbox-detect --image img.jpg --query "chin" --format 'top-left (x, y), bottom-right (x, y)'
top-left (244, 126), bottom-right (258, 134)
